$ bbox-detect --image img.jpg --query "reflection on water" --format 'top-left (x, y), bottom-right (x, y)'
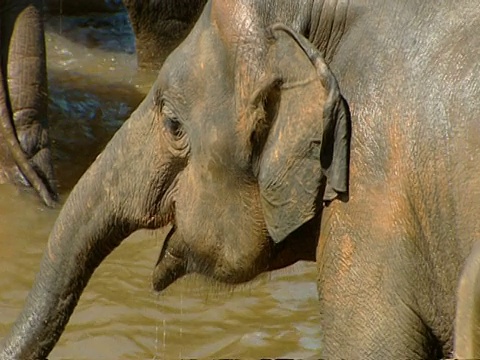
top-left (0, 9), bottom-right (321, 359)
top-left (45, 11), bottom-right (155, 191)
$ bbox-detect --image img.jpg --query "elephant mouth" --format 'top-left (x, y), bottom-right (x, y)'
top-left (152, 226), bottom-right (187, 291)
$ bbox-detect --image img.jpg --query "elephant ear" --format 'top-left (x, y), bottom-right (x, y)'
top-left (256, 24), bottom-right (351, 244)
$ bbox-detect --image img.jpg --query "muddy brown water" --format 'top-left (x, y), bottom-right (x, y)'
top-left (0, 11), bottom-right (321, 359)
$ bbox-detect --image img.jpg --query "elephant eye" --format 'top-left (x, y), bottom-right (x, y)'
top-left (161, 103), bottom-right (185, 140)
top-left (165, 117), bottom-right (184, 139)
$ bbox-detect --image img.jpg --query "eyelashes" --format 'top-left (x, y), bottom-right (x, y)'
top-left (164, 117), bottom-right (185, 140)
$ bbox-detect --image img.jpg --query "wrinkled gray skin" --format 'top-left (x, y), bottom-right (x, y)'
top-left (0, 0), bottom-right (56, 206)
top-left (1, 0), bottom-right (480, 359)
top-left (454, 240), bottom-right (480, 358)
top-left (123, 0), bottom-right (207, 68)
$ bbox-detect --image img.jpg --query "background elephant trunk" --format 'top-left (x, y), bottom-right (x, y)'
top-left (0, 0), bottom-right (56, 206)
top-left (0, 103), bottom-right (167, 359)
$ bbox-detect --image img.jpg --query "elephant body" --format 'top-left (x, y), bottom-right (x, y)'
top-left (1, 0), bottom-right (480, 359)
top-left (317, 1), bottom-right (480, 357)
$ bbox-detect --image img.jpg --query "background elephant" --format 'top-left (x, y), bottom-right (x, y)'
top-left (0, 0), bottom-right (206, 206)
top-left (46, 0), bottom-right (207, 68)
top-left (0, 0), bottom-right (56, 206)
top-left (1, 0), bottom-right (480, 359)
top-left (123, 0), bottom-right (207, 68)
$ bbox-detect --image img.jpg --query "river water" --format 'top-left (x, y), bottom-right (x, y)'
top-left (0, 9), bottom-right (320, 359)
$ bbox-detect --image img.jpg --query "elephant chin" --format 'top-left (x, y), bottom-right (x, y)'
top-left (150, 205), bottom-right (322, 292)
top-left (152, 227), bottom-right (187, 292)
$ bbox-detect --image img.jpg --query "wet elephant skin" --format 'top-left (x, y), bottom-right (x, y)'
top-left (1, 0), bottom-right (480, 359)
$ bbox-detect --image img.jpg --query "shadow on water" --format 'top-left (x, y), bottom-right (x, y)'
top-left (44, 12), bottom-right (156, 194)
top-left (48, 68), bottom-right (146, 193)
top-left (45, 10), bottom-right (136, 56)
top-left (45, 0), bottom-right (125, 16)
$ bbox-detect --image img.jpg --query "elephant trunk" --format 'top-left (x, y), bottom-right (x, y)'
top-left (0, 101), bottom-right (169, 359)
top-left (0, 0), bottom-right (56, 206)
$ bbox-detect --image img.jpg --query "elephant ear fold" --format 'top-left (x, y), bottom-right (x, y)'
top-left (256, 24), bottom-right (351, 244)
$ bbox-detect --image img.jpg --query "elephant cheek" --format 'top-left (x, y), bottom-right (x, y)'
top-left (175, 180), bottom-right (272, 282)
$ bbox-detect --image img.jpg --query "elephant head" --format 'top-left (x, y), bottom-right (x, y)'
top-left (1, 0), bottom-right (350, 358)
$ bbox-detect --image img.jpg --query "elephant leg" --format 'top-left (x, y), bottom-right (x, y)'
top-left (317, 254), bottom-right (443, 357)
top-left (317, 202), bottom-right (445, 358)
top-left (123, 0), bottom-right (207, 69)
top-left (454, 240), bottom-right (480, 358)
top-left (0, 0), bottom-right (56, 206)
top-left (317, 283), bottom-right (442, 358)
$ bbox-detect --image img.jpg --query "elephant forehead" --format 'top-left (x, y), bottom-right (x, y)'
top-left (211, 0), bottom-right (254, 44)
top-left (210, 0), bottom-right (267, 72)
top-left (192, 117), bottom-right (238, 161)
top-left (158, 36), bottom-right (207, 88)
top-left (166, 30), bottom-right (238, 113)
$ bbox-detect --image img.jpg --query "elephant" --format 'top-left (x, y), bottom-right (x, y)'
top-left (0, 0), bottom-right (206, 206)
top-left (0, 0), bottom-right (57, 207)
top-left (123, 0), bottom-right (207, 68)
top-left (1, 0), bottom-right (480, 359)
top-left (46, 0), bottom-right (208, 68)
